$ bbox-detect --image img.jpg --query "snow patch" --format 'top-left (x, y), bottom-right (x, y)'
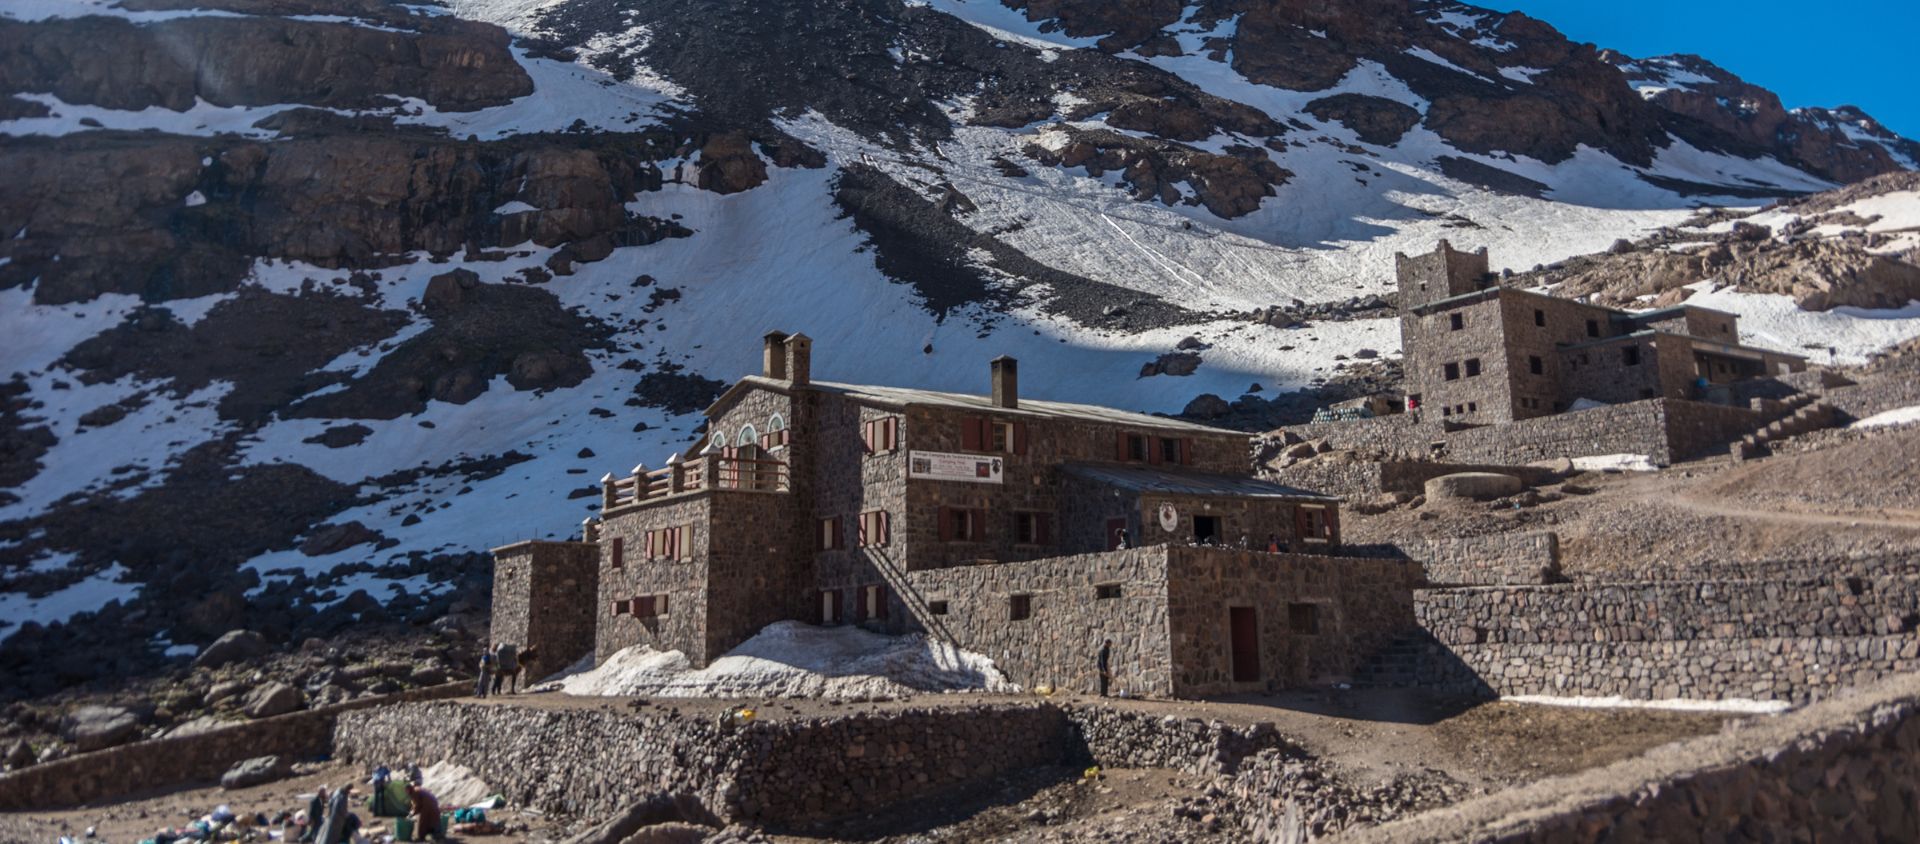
top-left (1851, 405), bottom-right (1920, 430)
top-left (556, 621), bottom-right (1018, 699)
top-left (1570, 454), bottom-right (1658, 473)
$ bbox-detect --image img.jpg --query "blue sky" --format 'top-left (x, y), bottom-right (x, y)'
top-left (1497, 1), bottom-right (1919, 139)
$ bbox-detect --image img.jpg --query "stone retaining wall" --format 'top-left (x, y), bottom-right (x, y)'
top-left (1349, 671), bottom-right (1920, 843)
top-left (1282, 398), bottom-right (1765, 468)
top-left (0, 683), bottom-right (466, 811)
top-left (1267, 459), bottom-right (1555, 501)
top-left (1407, 531), bottom-right (1561, 586)
top-left (1408, 575), bottom-right (1920, 701)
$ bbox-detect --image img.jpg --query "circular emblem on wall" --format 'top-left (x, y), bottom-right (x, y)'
top-left (1157, 502), bottom-right (1178, 533)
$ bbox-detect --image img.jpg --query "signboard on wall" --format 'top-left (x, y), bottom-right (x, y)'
top-left (907, 451), bottom-right (1003, 484)
top-left (1156, 502), bottom-right (1179, 533)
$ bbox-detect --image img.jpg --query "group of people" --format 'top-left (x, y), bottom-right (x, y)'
top-left (293, 767), bottom-right (446, 843)
top-left (475, 642), bottom-right (537, 697)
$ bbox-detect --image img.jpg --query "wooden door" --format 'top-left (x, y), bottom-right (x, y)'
top-left (1229, 607), bottom-right (1260, 683)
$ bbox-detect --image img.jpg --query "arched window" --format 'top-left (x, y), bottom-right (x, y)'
top-left (767, 413), bottom-right (786, 433)
top-left (736, 424), bottom-right (758, 447)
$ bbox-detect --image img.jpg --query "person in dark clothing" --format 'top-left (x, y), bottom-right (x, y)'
top-left (406, 783), bottom-right (444, 842)
top-left (298, 786), bottom-right (328, 843)
top-left (1097, 639), bottom-right (1113, 697)
top-left (492, 643), bottom-right (519, 695)
top-left (476, 646), bottom-right (496, 698)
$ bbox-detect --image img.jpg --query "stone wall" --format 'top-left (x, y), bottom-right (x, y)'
top-left (1407, 531), bottom-right (1561, 586)
top-left (1269, 458), bottom-right (1556, 501)
top-left (490, 540), bottom-right (599, 677)
top-left (335, 700), bottom-right (1070, 827)
top-left (1408, 574), bottom-right (1920, 702)
top-left (0, 683), bottom-right (465, 811)
top-left (1276, 414), bottom-right (1430, 457)
top-left (1349, 671), bottom-right (1920, 844)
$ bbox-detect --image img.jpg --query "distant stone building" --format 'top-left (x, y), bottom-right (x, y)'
top-left (1397, 240), bottom-right (1805, 424)
top-left (489, 539), bottom-right (600, 679)
top-left (494, 332), bottom-right (1414, 698)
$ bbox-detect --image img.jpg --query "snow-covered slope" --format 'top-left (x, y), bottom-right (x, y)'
top-left (0, 0), bottom-right (1916, 684)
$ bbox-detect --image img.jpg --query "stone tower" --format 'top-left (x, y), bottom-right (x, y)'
top-left (1394, 240), bottom-right (1492, 310)
top-left (490, 536), bottom-right (602, 677)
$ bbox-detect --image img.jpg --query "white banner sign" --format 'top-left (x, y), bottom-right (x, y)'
top-left (908, 450), bottom-right (1004, 484)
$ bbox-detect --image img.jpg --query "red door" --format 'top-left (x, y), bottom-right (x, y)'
top-left (1230, 607), bottom-right (1260, 683)
top-left (1107, 518), bottom-right (1129, 550)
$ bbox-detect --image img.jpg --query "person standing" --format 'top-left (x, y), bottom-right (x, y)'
top-left (1096, 639), bottom-right (1113, 697)
top-left (475, 646), bottom-right (496, 698)
top-left (298, 786), bottom-right (328, 843)
top-left (492, 642), bottom-right (519, 695)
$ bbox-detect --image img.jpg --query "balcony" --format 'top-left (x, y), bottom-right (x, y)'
top-left (602, 454), bottom-right (790, 511)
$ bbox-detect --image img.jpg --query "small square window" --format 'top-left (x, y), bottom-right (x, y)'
top-left (1534, 309), bottom-right (1546, 327)
top-left (1009, 594), bottom-right (1033, 621)
top-left (1464, 358), bottom-right (1481, 377)
top-left (1622, 346), bottom-right (1641, 366)
top-left (1449, 313), bottom-right (1464, 331)
top-left (1443, 362), bottom-right (1460, 381)
top-left (1467, 402), bottom-right (1477, 412)
top-left (1586, 319), bottom-right (1600, 338)
top-left (1442, 407), bottom-right (1452, 417)
top-left (928, 600), bottom-right (949, 616)
top-left (1289, 603), bottom-right (1320, 635)
top-left (1528, 355), bottom-right (1543, 375)
top-left (1096, 583), bottom-right (1122, 600)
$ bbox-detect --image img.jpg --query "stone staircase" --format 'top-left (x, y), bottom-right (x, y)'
top-left (1735, 393), bottom-right (1839, 460)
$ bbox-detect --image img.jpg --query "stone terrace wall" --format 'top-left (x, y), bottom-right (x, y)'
top-left (1661, 397), bottom-right (1767, 460)
top-left (1411, 575), bottom-right (1920, 702)
top-left (1827, 372), bottom-right (1920, 420)
top-left (1443, 400), bottom-right (1677, 464)
top-left (1407, 531), bottom-right (1561, 586)
top-left (1277, 414), bottom-right (1429, 457)
top-left (1267, 459), bottom-right (1555, 501)
top-left (0, 683), bottom-right (465, 811)
top-left (335, 700), bottom-right (1069, 827)
top-left (1349, 671), bottom-right (1920, 844)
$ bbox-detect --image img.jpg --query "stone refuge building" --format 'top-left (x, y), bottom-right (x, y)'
top-left (1398, 240), bottom-right (1806, 424)
top-left (494, 332), bottom-right (1419, 698)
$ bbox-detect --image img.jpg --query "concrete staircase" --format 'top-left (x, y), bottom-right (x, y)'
top-left (1735, 393), bottom-right (1839, 460)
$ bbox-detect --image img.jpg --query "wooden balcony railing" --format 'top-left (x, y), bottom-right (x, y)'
top-left (603, 455), bottom-right (790, 510)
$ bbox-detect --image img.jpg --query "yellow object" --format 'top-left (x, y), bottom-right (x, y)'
top-left (1034, 684), bottom-right (1054, 696)
top-left (1083, 766), bottom-right (1101, 780)
top-left (737, 707), bottom-right (756, 722)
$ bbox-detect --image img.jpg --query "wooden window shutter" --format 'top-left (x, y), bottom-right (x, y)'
top-left (854, 586), bottom-right (868, 622)
top-left (884, 416), bottom-right (899, 450)
top-left (632, 596), bottom-right (650, 616)
top-left (1115, 431), bottom-right (1129, 460)
top-left (862, 420), bottom-right (875, 454)
top-left (961, 417), bottom-right (984, 451)
top-left (612, 537), bottom-right (625, 568)
top-left (1036, 513), bottom-right (1052, 545)
top-left (972, 508), bottom-right (987, 540)
top-left (1013, 421), bottom-right (1029, 455)
top-left (939, 507), bottom-right (956, 542)
top-left (1148, 437), bottom-right (1164, 465)
top-left (677, 525), bottom-right (691, 559)
top-left (857, 513), bottom-right (869, 546)
top-left (1180, 438), bottom-right (1193, 466)
top-left (875, 584), bottom-right (888, 619)
top-left (879, 510), bottom-right (891, 545)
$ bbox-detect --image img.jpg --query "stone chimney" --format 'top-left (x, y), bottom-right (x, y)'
top-left (991, 355), bottom-right (1018, 409)
top-left (784, 333), bottom-right (812, 386)
top-left (763, 330), bottom-right (789, 380)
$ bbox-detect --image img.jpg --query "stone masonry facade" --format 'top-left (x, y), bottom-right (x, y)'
top-left (489, 540), bottom-right (599, 676)
top-left (496, 332), bottom-right (1366, 699)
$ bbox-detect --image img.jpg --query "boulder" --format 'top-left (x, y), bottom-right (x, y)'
top-left (206, 679), bottom-right (248, 704)
top-left (1182, 394), bottom-right (1232, 418)
top-left (300, 521), bottom-right (382, 556)
top-left (64, 705), bottom-right (141, 752)
top-left (1425, 472), bottom-right (1524, 502)
top-left (222, 755), bottom-right (293, 790)
top-left (4, 739), bottom-right (36, 770)
top-left (243, 682), bottom-right (305, 719)
top-left (194, 629), bottom-right (268, 670)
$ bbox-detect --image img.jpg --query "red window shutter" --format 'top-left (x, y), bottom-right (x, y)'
top-left (875, 585), bottom-right (888, 619)
top-left (1115, 431), bottom-right (1129, 461)
top-left (1148, 438), bottom-right (1164, 465)
top-left (632, 596), bottom-right (648, 616)
top-left (972, 508), bottom-right (987, 540)
top-left (854, 587), bottom-right (868, 622)
top-left (862, 420), bottom-right (875, 454)
top-left (1180, 438), bottom-right (1193, 466)
top-left (858, 512), bottom-right (871, 546)
top-left (1036, 513), bottom-right (1052, 545)
top-left (678, 526), bottom-right (690, 559)
top-left (879, 510), bottom-right (891, 545)
top-left (961, 417), bottom-right (983, 451)
top-left (1012, 421), bottom-right (1028, 455)
top-left (612, 537), bottom-right (625, 568)
top-left (939, 507), bottom-right (956, 542)
top-left (884, 417), bottom-right (898, 450)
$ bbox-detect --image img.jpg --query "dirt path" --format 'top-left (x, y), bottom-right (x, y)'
top-left (1654, 490), bottom-right (1920, 531)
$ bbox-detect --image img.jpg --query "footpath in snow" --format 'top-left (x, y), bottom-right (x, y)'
top-left (553, 621), bottom-right (1018, 699)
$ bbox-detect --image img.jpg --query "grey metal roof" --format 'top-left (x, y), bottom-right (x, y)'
top-left (1062, 463), bottom-right (1336, 501)
top-left (724, 376), bottom-right (1245, 436)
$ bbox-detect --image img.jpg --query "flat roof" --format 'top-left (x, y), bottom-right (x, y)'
top-left (1062, 463), bottom-right (1337, 501)
top-left (712, 376), bottom-right (1245, 436)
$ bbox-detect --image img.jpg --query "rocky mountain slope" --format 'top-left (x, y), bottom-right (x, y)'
top-left (1, 0), bottom-right (1917, 695)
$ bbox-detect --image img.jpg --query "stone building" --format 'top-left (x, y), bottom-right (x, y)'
top-left (1397, 241), bottom-right (1806, 425)
top-left (494, 332), bottom-right (1398, 697)
top-left (488, 539), bottom-right (600, 678)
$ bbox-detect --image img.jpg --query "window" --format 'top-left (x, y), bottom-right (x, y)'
top-left (632, 594), bottom-right (668, 618)
top-left (1288, 603), bottom-right (1320, 635)
top-left (1467, 402), bottom-right (1477, 412)
top-left (820, 590), bottom-right (843, 625)
top-left (928, 600), bottom-right (949, 616)
top-left (857, 510), bottom-right (891, 547)
top-left (1448, 313), bottom-right (1464, 331)
top-left (961, 417), bottom-right (1025, 454)
top-left (1296, 505), bottom-right (1332, 543)
top-left (735, 424), bottom-right (757, 447)
top-left (939, 506), bottom-right (984, 542)
top-left (855, 584), bottom-right (888, 622)
top-left (1528, 355), bottom-right (1543, 375)
top-left (1015, 511), bottom-right (1053, 545)
top-left (1441, 406), bottom-right (1451, 417)
top-left (1534, 309), bottom-right (1546, 327)
top-left (1117, 432), bottom-right (1149, 462)
top-left (1443, 362), bottom-right (1461, 381)
top-left (645, 526), bottom-right (691, 561)
top-left (1622, 345), bottom-right (1641, 367)
top-left (1096, 583), bottom-right (1122, 600)
top-left (816, 516), bottom-right (844, 551)
top-left (1586, 319), bottom-right (1600, 338)
top-left (611, 599), bottom-right (629, 616)
top-left (761, 414), bottom-right (788, 448)
top-left (610, 537), bottom-right (624, 569)
top-left (862, 416), bottom-right (900, 454)
top-left (1009, 594), bottom-right (1033, 622)
top-left (1464, 358), bottom-right (1481, 377)
top-left (1192, 515), bottom-right (1223, 544)
top-left (1158, 437), bottom-right (1186, 465)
